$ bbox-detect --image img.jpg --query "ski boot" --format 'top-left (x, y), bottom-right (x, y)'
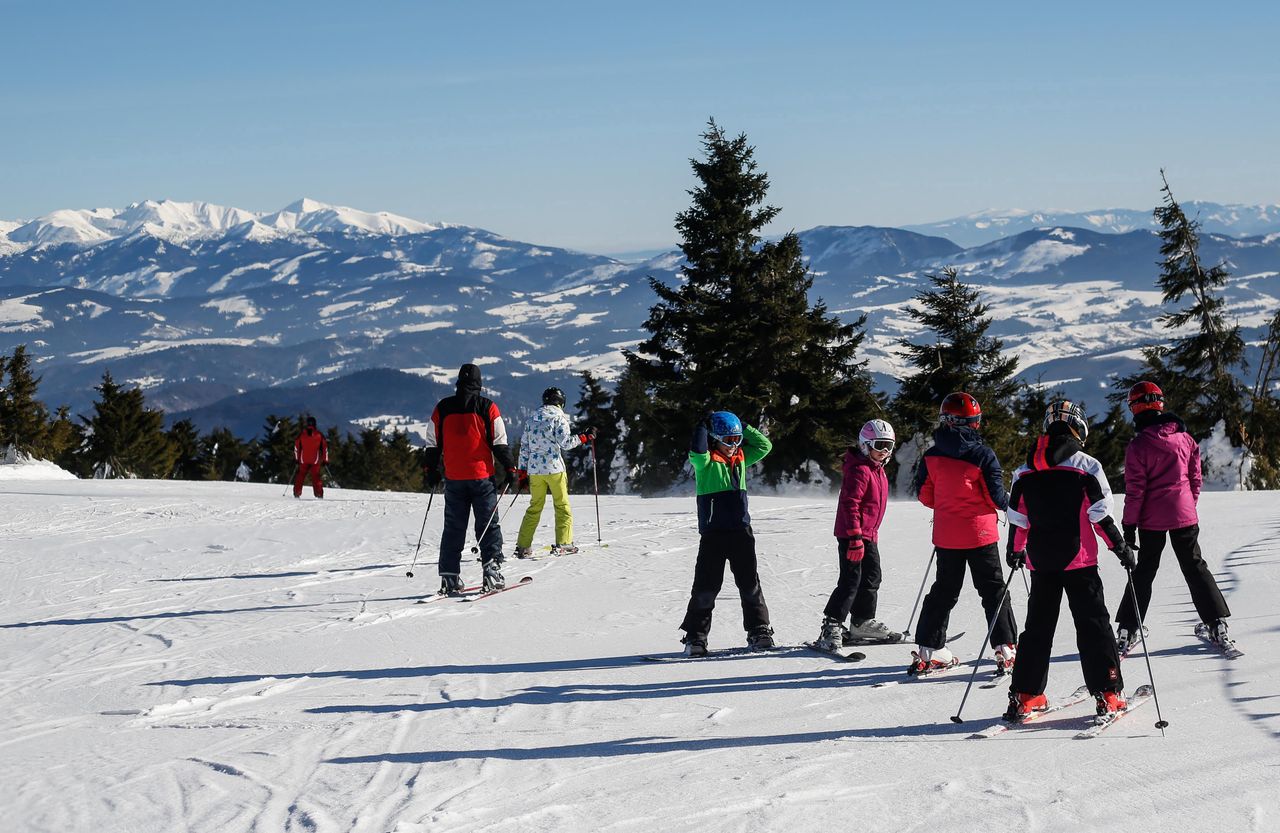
top-left (481, 561), bottom-right (506, 592)
top-left (994, 643), bottom-right (1017, 676)
top-left (1115, 626), bottom-right (1147, 655)
top-left (747, 625), bottom-right (776, 651)
top-left (1210, 619), bottom-right (1232, 647)
top-left (1095, 689), bottom-right (1127, 716)
top-left (813, 617), bottom-right (844, 652)
top-left (848, 618), bottom-right (903, 643)
top-left (513, 546), bottom-right (534, 559)
top-left (550, 542), bottom-right (579, 556)
top-left (907, 646), bottom-right (956, 676)
top-left (438, 575), bottom-right (465, 597)
top-left (682, 633), bottom-right (708, 657)
top-left (1003, 690), bottom-right (1049, 723)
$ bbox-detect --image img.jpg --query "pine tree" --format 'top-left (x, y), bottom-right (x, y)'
top-left (258, 415), bottom-right (300, 484)
top-left (81, 371), bottom-right (177, 478)
top-left (1245, 308), bottom-right (1280, 487)
top-left (166, 419), bottom-right (203, 479)
top-left (199, 427), bottom-right (251, 481)
top-left (46, 406), bottom-right (82, 473)
top-left (0, 345), bottom-right (51, 456)
top-left (1145, 170), bottom-right (1247, 443)
top-left (892, 267), bottom-right (1021, 467)
top-left (380, 430), bottom-right (426, 492)
top-left (567, 371), bottom-right (617, 494)
top-left (620, 119), bottom-right (876, 491)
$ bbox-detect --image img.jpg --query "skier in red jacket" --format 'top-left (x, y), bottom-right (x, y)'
top-left (293, 416), bottom-right (328, 499)
top-left (909, 392), bottom-right (1017, 675)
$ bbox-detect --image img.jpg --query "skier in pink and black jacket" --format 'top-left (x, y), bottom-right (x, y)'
top-left (1114, 381), bottom-right (1230, 652)
top-left (1003, 400), bottom-right (1134, 721)
top-left (812, 419), bottom-right (899, 650)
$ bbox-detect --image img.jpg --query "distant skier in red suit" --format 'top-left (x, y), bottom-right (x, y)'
top-left (294, 416), bottom-right (328, 498)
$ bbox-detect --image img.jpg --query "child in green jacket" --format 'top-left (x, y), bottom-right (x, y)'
top-left (679, 410), bottom-right (774, 656)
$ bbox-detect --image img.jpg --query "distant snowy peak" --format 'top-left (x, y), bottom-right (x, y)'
top-left (0, 198), bottom-right (447, 252)
top-left (907, 201), bottom-right (1280, 247)
top-left (261, 198), bottom-right (443, 236)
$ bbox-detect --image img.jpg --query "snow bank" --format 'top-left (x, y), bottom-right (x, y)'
top-left (1198, 419), bottom-right (1254, 490)
top-left (0, 450), bottom-right (77, 480)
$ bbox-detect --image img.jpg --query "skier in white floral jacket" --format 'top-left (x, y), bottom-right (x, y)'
top-left (514, 387), bottom-right (594, 556)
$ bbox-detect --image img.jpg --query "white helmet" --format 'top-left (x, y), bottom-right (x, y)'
top-left (858, 419), bottom-right (896, 458)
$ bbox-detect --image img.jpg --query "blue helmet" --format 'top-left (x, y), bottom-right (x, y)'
top-left (709, 411), bottom-right (743, 445)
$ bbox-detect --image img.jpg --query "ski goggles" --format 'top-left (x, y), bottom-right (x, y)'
top-left (714, 433), bottom-right (743, 448)
top-left (1132, 393), bottom-right (1164, 405)
top-left (868, 439), bottom-right (895, 451)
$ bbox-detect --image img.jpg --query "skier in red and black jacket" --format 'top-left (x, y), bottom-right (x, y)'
top-left (1003, 400), bottom-right (1134, 722)
top-left (423, 363), bottom-right (516, 595)
top-left (293, 416), bottom-right (328, 499)
top-left (908, 392), bottom-right (1018, 675)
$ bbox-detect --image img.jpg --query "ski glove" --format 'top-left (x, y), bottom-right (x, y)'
top-left (578, 432), bottom-right (594, 444)
top-left (1112, 541), bottom-right (1137, 571)
top-left (515, 469), bottom-right (530, 491)
top-left (1123, 523), bottom-right (1137, 549)
top-left (424, 467), bottom-right (442, 490)
top-left (1006, 547), bottom-right (1026, 570)
top-left (843, 536), bottom-right (865, 563)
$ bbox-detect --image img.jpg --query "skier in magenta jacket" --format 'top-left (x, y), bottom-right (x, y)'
top-left (1114, 381), bottom-right (1231, 653)
top-left (813, 419), bottom-right (899, 650)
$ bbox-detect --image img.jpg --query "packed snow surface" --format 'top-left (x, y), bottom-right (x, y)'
top-left (2, 481), bottom-right (1277, 832)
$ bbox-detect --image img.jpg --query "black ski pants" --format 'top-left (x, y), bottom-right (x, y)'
top-left (438, 478), bottom-right (504, 576)
top-left (1012, 566), bottom-right (1123, 696)
top-left (680, 527), bottom-right (770, 639)
top-left (915, 543), bottom-right (1017, 650)
top-left (823, 538), bottom-right (882, 624)
top-left (1115, 524), bottom-right (1230, 630)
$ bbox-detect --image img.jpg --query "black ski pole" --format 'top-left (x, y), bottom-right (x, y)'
top-left (498, 479), bottom-right (523, 524)
top-left (591, 437), bottom-right (602, 543)
top-left (470, 481), bottom-right (511, 555)
top-left (283, 463), bottom-right (300, 497)
top-left (405, 488), bottom-right (437, 578)
top-left (950, 564), bottom-right (1020, 723)
top-left (1124, 566), bottom-right (1170, 734)
top-left (903, 547), bottom-right (937, 638)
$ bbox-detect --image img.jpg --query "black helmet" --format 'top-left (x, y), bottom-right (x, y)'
top-left (306, 416), bottom-right (317, 428)
top-left (542, 386), bottom-right (566, 407)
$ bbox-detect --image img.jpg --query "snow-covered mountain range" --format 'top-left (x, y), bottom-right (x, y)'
top-left (905, 201), bottom-right (1280, 248)
top-left (1, 199), bottom-right (1277, 440)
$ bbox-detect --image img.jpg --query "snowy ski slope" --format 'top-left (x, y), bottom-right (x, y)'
top-left (2, 478), bottom-right (1277, 832)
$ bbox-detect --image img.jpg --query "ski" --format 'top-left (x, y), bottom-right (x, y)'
top-left (415, 583), bottom-right (483, 603)
top-left (460, 575), bottom-right (534, 602)
top-left (841, 633), bottom-right (905, 646)
top-left (1074, 684), bottom-right (1155, 739)
top-left (967, 685), bottom-right (1091, 739)
top-left (1194, 623), bottom-right (1244, 659)
top-left (640, 645), bottom-right (794, 663)
top-left (979, 667), bottom-right (1011, 689)
top-left (802, 642), bottom-right (867, 662)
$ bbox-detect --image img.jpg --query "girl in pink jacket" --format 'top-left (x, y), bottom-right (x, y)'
top-left (1114, 382), bottom-right (1231, 653)
top-left (813, 419), bottom-right (902, 650)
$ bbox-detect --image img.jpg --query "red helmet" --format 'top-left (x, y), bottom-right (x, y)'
top-left (940, 392), bottom-right (982, 428)
top-left (1128, 381), bottom-right (1165, 415)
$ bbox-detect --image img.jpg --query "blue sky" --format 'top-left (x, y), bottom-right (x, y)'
top-left (2, 1), bottom-right (1277, 252)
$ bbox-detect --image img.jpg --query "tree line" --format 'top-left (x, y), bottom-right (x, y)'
top-left (3, 122), bottom-right (1278, 492)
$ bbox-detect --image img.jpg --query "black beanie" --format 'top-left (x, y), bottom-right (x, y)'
top-left (457, 363), bottom-right (482, 386)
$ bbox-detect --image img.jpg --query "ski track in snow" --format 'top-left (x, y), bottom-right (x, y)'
top-left (1, 479), bottom-right (1278, 832)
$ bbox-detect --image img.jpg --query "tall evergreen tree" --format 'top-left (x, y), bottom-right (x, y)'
top-left (46, 405), bottom-right (83, 473)
top-left (892, 267), bottom-right (1021, 465)
top-left (199, 427), bottom-right (251, 481)
top-left (567, 370), bottom-right (618, 493)
top-left (81, 371), bottom-right (177, 478)
top-left (257, 415), bottom-right (300, 484)
top-left (380, 430), bottom-right (426, 492)
top-left (620, 119), bottom-right (875, 491)
top-left (1143, 170), bottom-right (1248, 443)
top-left (166, 419), bottom-right (203, 479)
top-left (0, 345), bottom-right (51, 456)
